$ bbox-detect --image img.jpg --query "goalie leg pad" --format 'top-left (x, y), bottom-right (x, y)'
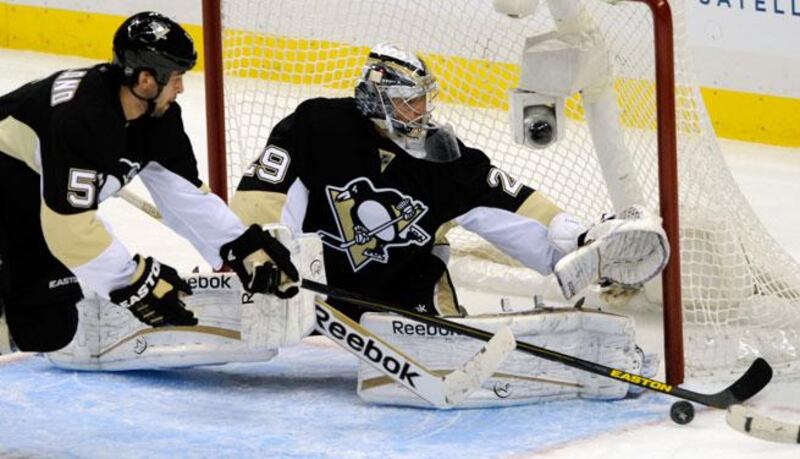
top-left (47, 273), bottom-right (277, 371)
top-left (48, 230), bottom-right (327, 370)
top-left (358, 308), bottom-right (652, 408)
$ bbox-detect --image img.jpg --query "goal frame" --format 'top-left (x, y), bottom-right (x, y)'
top-left (200, 0), bottom-right (686, 384)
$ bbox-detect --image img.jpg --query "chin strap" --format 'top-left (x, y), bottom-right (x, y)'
top-left (129, 83), bottom-right (164, 117)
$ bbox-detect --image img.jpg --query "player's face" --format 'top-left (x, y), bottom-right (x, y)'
top-left (151, 72), bottom-right (185, 117)
top-left (391, 95), bottom-right (427, 125)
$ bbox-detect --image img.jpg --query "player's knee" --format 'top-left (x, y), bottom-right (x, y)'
top-left (6, 300), bottom-right (78, 352)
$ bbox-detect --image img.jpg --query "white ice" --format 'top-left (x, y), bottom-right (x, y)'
top-left (1, 49), bottom-right (800, 458)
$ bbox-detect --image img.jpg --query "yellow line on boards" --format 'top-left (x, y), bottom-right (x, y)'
top-left (0, 2), bottom-right (796, 147)
top-left (702, 88), bottom-right (800, 147)
top-left (0, 3), bottom-right (205, 69)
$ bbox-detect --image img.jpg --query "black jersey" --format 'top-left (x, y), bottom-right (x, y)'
top-left (234, 98), bottom-right (566, 315)
top-left (0, 64), bottom-right (245, 297)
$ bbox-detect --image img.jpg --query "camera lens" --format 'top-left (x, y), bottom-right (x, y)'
top-left (528, 120), bottom-right (553, 146)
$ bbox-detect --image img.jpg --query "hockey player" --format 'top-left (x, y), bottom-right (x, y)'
top-left (0, 12), bottom-right (297, 358)
top-left (228, 43), bottom-right (668, 407)
top-left (231, 43), bottom-right (669, 322)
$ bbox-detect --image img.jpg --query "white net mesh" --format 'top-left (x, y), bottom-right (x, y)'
top-left (216, 0), bottom-right (800, 377)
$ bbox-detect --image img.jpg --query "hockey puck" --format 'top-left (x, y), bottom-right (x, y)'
top-left (670, 401), bottom-right (695, 425)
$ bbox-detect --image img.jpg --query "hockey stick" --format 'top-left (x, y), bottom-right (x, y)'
top-left (301, 279), bottom-right (773, 409)
top-left (726, 405), bottom-right (800, 444)
top-left (115, 188), bottom-right (772, 408)
top-left (117, 188), bottom-right (163, 221)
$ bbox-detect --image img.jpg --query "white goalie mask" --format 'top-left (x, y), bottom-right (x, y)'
top-left (355, 43), bottom-right (460, 163)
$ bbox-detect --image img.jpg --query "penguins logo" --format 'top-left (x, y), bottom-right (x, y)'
top-left (319, 178), bottom-right (430, 271)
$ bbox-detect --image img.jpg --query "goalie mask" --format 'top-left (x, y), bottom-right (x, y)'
top-left (355, 43), bottom-right (460, 163)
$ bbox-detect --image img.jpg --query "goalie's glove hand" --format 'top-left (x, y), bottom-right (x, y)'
top-left (109, 255), bottom-right (197, 327)
top-left (221, 224), bottom-right (299, 298)
top-left (581, 205), bottom-right (651, 247)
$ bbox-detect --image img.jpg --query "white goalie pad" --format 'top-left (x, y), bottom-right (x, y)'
top-left (241, 226), bottom-right (326, 349)
top-left (48, 273), bottom-right (277, 371)
top-left (357, 307), bottom-right (655, 408)
top-left (47, 229), bottom-right (327, 371)
top-left (555, 206), bottom-right (670, 300)
top-left (316, 299), bottom-right (516, 409)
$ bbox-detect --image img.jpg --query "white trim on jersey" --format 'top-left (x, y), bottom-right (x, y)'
top-left (71, 228), bottom-right (137, 298)
top-left (454, 206), bottom-right (562, 274)
top-left (139, 162), bottom-right (246, 269)
top-left (281, 177), bottom-right (309, 234)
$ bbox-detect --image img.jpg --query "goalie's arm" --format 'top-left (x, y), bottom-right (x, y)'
top-left (449, 148), bottom-right (583, 275)
top-left (453, 192), bottom-right (580, 274)
top-left (449, 149), bottom-right (668, 298)
top-left (231, 111), bottom-right (310, 233)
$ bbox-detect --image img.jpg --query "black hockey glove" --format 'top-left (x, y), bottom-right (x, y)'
top-left (109, 255), bottom-right (197, 327)
top-left (220, 225), bottom-right (300, 298)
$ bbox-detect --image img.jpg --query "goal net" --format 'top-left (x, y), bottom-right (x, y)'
top-left (205, 0), bottom-right (800, 379)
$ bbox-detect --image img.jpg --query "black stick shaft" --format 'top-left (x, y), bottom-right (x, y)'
top-left (301, 279), bottom-right (771, 409)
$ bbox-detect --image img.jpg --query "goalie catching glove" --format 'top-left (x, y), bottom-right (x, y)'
top-left (220, 224), bottom-right (300, 298)
top-left (554, 205), bottom-right (670, 300)
top-left (109, 255), bottom-right (197, 327)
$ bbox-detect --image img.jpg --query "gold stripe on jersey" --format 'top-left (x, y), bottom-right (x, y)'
top-left (41, 203), bottom-right (113, 269)
top-left (378, 149), bottom-right (396, 173)
top-left (231, 189), bottom-right (286, 225)
top-left (434, 220), bottom-right (456, 245)
top-left (516, 191), bottom-right (563, 227)
top-left (433, 272), bottom-right (460, 317)
top-left (0, 116), bottom-right (41, 173)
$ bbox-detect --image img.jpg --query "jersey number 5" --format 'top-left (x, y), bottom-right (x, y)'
top-left (67, 168), bottom-right (97, 208)
top-left (487, 167), bottom-right (522, 197)
top-left (244, 145), bottom-right (291, 184)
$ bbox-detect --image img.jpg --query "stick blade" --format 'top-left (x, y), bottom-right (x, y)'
top-left (727, 358), bottom-right (773, 404)
top-left (442, 325), bottom-right (516, 406)
top-left (701, 358), bottom-right (773, 408)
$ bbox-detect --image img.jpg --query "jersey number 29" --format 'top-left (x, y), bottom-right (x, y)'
top-left (244, 145), bottom-right (291, 184)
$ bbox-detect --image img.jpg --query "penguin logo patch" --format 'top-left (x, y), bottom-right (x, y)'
top-left (319, 178), bottom-right (430, 271)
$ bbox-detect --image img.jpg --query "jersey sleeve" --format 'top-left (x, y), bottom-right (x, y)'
top-left (231, 108), bottom-right (310, 234)
top-left (136, 104), bottom-right (246, 270)
top-left (451, 145), bottom-right (568, 274)
top-left (40, 107), bottom-right (137, 298)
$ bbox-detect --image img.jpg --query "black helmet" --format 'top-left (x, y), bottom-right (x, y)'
top-left (113, 12), bottom-right (197, 86)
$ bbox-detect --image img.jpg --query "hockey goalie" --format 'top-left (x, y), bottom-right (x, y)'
top-left (47, 35), bottom-right (668, 409)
